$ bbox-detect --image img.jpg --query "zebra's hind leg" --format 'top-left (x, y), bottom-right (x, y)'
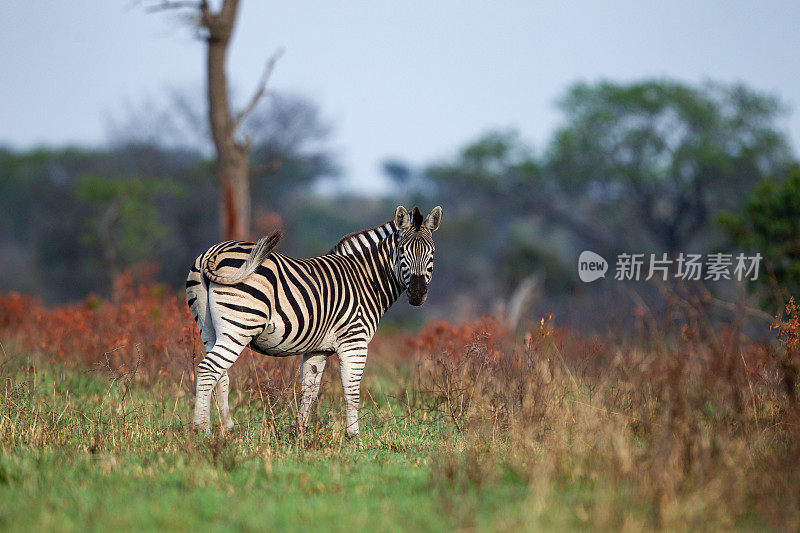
top-left (214, 371), bottom-right (235, 432)
top-left (297, 353), bottom-right (329, 434)
top-left (194, 334), bottom-right (250, 434)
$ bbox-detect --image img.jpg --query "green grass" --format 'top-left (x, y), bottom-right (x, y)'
top-left (0, 354), bottom-right (534, 532)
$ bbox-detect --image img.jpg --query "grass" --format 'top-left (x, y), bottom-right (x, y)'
top-left (2, 304), bottom-right (800, 531)
top-left (0, 349), bottom-right (531, 532)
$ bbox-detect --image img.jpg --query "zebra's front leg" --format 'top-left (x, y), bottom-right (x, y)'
top-left (337, 341), bottom-right (368, 439)
top-left (297, 353), bottom-right (328, 433)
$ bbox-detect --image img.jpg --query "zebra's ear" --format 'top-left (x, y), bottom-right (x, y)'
top-left (395, 206), bottom-right (411, 230)
top-left (424, 206), bottom-right (442, 232)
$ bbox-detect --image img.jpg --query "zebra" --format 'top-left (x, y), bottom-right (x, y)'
top-left (185, 205), bottom-right (442, 437)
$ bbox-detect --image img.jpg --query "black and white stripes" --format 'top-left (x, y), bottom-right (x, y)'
top-left (185, 205), bottom-right (442, 436)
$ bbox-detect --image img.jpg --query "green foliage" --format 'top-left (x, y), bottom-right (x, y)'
top-left (719, 166), bottom-right (800, 306)
top-left (77, 174), bottom-right (183, 275)
top-left (430, 130), bottom-right (541, 205)
top-left (0, 146), bottom-right (219, 301)
top-left (411, 80), bottom-right (795, 314)
top-left (0, 110), bottom-right (336, 302)
top-left (422, 131), bottom-right (551, 307)
top-left (547, 79), bottom-right (793, 251)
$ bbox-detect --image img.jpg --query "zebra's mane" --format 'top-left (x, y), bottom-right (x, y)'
top-left (328, 220), bottom-right (397, 256)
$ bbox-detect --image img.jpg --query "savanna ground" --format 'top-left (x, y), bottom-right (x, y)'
top-left (2, 275), bottom-right (800, 531)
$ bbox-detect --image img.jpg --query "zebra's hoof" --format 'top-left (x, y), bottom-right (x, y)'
top-left (193, 422), bottom-right (211, 436)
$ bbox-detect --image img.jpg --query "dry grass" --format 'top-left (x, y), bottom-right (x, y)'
top-left (416, 315), bottom-right (800, 529)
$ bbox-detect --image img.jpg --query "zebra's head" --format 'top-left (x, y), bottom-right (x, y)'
top-left (394, 205), bottom-right (442, 306)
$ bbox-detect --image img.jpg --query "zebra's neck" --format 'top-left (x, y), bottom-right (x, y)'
top-left (329, 221), bottom-right (397, 256)
top-left (330, 220), bottom-right (405, 316)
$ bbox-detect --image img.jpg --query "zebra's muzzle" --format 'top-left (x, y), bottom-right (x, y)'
top-left (407, 274), bottom-right (428, 306)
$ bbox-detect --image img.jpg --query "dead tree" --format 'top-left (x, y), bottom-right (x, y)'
top-left (150, 0), bottom-right (281, 240)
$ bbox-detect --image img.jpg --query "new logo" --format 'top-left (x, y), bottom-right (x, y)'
top-left (578, 251), bottom-right (608, 283)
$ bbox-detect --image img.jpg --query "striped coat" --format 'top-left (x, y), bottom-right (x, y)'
top-left (186, 205), bottom-right (442, 436)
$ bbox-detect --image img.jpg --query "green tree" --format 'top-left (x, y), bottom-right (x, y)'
top-left (77, 174), bottom-right (183, 281)
top-left (547, 80), bottom-right (793, 253)
top-left (417, 80), bottom-right (794, 312)
top-left (424, 131), bottom-right (576, 306)
top-left (719, 167), bottom-right (800, 308)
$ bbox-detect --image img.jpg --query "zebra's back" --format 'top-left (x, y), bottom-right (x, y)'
top-left (187, 240), bottom-right (377, 358)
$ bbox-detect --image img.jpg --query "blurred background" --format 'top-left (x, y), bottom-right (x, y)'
top-left (1, 0), bottom-right (799, 332)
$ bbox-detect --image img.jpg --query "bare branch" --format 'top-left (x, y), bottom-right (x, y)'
top-left (233, 47), bottom-right (285, 131)
top-left (145, 0), bottom-right (203, 13)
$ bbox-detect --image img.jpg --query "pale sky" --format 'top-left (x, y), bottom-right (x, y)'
top-left (1, 1), bottom-right (799, 193)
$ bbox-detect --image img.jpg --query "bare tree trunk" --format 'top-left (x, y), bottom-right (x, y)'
top-left (217, 150), bottom-right (250, 241)
top-left (202, 0), bottom-right (250, 241)
top-left (150, 0), bottom-right (280, 240)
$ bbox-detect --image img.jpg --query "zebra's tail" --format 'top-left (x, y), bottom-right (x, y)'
top-left (203, 230), bottom-right (283, 285)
